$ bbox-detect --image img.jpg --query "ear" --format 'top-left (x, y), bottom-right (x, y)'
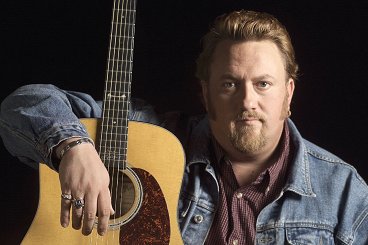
top-left (201, 80), bottom-right (209, 112)
top-left (286, 78), bottom-right (295, 106)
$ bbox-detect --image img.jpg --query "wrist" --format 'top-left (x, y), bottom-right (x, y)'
top-left (55, 137), bottom-right (95, 160)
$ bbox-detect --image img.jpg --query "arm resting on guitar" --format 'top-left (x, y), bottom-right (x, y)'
top-left (0, 83), bottom-right (161, 236)
top-left (0, 83), bottom-right (159, 170)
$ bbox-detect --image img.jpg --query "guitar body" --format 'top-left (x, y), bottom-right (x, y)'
top-left (22, 119), bottom-right (185, 245)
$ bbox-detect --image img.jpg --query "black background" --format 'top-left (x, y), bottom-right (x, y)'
top-left (1, 0), bottom-right (367, 243)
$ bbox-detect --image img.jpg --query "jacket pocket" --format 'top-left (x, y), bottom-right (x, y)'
top-left (285, 227), bottom-right (335, 245)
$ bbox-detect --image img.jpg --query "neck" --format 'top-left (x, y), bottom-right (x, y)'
top-left (228, 146), bottom-right (278, 186)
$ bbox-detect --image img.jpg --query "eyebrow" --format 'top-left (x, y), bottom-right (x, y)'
top-left (220, 73), bottom-right (276, 81)
top-left (253, 74), bottom-right (277, 81)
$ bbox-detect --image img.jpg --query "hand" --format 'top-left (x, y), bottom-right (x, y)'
top-left (57, 139), bottom-right (114, 236)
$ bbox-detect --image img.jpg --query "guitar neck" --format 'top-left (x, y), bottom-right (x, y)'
top-left (99, 0), bottom-right (137, 169)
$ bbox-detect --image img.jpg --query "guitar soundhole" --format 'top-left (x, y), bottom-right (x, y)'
top-left (103, 167), bottom-right (143, 228)
top-left (109, 170), bottom-right (136, 217)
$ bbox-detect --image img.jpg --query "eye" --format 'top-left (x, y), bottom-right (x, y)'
top-left (223, 81), bottom-right (236, 89)
top-left (256, 81), bottom-right (271, 89)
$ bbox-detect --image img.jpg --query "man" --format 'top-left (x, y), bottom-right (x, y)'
top-left (1, 10), bottom-right (367, 244)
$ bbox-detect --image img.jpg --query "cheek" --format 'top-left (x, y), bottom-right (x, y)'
top-left (261, 95), bottom-right (285, 116)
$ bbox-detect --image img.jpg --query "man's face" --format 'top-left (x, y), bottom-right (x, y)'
top-left (202, 40), bottom-right (294, 158)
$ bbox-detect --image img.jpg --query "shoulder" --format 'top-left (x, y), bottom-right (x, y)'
top-left (300, 139), bottom-right (368, 242)
top-left (304, 138), bottom-right (367, 188)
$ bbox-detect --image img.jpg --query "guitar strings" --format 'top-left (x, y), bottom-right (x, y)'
top-left (97, 0), bottom-right (137, 243)
top-left (97, 0), bottom-right (116, 240)
top-left (110, 0), bottom-right (125, 241)
top-left (98, 0), bottom-right (125, 243)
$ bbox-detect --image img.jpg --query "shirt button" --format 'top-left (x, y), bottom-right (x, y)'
top-left (193, 215), bottom-right (204, 224)
top-left (236, 192), bottom-right (243, 199)
top-left (232, 239), bottom-right (239, 245)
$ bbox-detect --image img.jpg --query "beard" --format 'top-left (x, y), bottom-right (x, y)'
top-left (229, 111), bottom-right (267, 154)
top-left (228, 93), bottom-right (290, 154)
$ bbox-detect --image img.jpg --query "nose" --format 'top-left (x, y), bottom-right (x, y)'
top-left (239, 84), bottom-right (257, 111)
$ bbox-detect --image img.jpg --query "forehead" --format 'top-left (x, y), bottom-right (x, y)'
top-left (210, 39), bottom-right (287, 80)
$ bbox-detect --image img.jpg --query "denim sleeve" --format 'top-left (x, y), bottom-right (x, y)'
top-left (0, 84), bottom-right (159, 170)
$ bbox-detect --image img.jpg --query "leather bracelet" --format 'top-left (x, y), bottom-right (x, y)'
top-left (58, 137), bottom-right (94, 160)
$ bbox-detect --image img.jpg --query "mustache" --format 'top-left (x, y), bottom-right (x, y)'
top-left (235, 111), bottom-right (265, 122)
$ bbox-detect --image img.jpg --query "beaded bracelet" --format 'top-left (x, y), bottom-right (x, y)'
top-left (58, 137), bottom-right (95, 160)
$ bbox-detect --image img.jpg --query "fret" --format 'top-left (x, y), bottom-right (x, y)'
top-left (102, 109), bottom-right (129, 116)
top-left (103, 91), bottom-right (130, 98)
top-left (100, 104), bottom-right (129, 108)
top-left (113, 9), bottom-right (136, 12)
top-left (106, 72), bottom-right (132, 79)
top-left (101, 116), bottom-right (129, 124)
top-left (107, 57), bottom-right (133, 70)
top-left (109, 34), bottom-right (134, 41)
top-left (101, 124), bottom-right (129, 130)
top-left (101, 116), bottom-right (129, 123)
top-left (112, 22), bottom-right (135, 26)
top-left (110, 47), bottom-right (133, 51)
top-left (103, 161), bottom-right (126, 169)
top-left (107, 52), bottom-right (133, 62)
top-left (106, 80), bottom-right (132, 84)
top-left (101, 138), bottom-right (127, 145)
top-left (111, 34), bottom-right (134, 39)
top-left (99, 143), bottom-right (128, 149)
top-left (99, 148), bottom-right (128, 158)
top-left (107, 57), bottom-right (133, 62)
top-left (104, 84), bottom-right (131, 91)
top-left (105, 73), bottom-right (132, 82)
top-left (102, 158), bottom-right (127, 168)
top-left (106, 72), bottom-right (132, 78)
top-left (99, 143), bottom-right (127, 148)
top-left (100, 121), bottom-right (129, 127)
top-left (103, 138), bottom-right (127, 144)
top-left (101, 120), bottom-right (129, 128)
top-left (100, 127), bottom-right (129, 132)
top-left (110, 25), bottom-right (135, 36)
top-left (107, 69), bottom-right (132, 73)
top-left (100, 114), bottom-right (129, 118)
top-left (100, 144), bottom-right (127, 149)
top-left (100, 130), bottom-right (128, 136)
top-left (106, 74), bottom-right (132, 81)
top-left (105, 91), bottom-right (129, 97)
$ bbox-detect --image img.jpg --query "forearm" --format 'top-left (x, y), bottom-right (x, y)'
top-left (0, 84), bottom-right (102, 170)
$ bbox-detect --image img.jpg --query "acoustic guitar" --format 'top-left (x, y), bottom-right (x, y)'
top-left (21, 0), bottom-right (185, 244)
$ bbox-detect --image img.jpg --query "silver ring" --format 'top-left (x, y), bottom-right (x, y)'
top-left (61, 193), bottom-right (73, 200)
top-left (72, 198), bottom-right (85, 209)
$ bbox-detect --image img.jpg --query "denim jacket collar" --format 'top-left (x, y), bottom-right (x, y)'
top-left (186, 116), bottom-right (212, 169)
top-left (283, 119), bottom-right (317, 197)
top-left (185, 117), bottom-right (316, 198)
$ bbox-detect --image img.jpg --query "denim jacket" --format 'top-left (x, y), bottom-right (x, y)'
top-left (1, 84), bottom-right (368, 244)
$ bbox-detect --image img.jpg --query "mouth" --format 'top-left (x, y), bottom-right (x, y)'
top-left (235, 117), bottom-right (261, 126)
top-left (234, 111), bottom-right (264, 126)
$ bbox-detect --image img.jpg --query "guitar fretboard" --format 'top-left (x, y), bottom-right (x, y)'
top-left (99, 0), bottom-right (137, 169)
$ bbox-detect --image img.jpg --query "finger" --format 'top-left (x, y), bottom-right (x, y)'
top-left (71, 195), bottom-right (84, 230)
top-left (96, 188), bottom-right (114, 236)
top-left (60, 192), bottom-right (72, 228)
top-left (82, 193), bottom-right (97, 236)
